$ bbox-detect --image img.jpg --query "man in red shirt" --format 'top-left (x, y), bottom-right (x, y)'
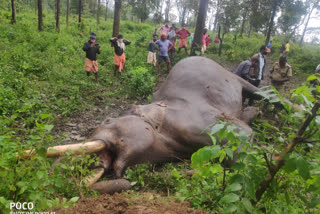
top-left (176, 24), bottom-right (191, 55)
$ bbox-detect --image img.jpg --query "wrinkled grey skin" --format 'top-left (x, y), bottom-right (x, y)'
top-left (90, 57), bottom-right (260, 177)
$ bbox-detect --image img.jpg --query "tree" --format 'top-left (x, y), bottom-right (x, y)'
top-left (113, 0), bottom-right (122, 37)
top-left (278, 0), bottom-right (307, 37)
top-left (66, 0), bottom-right (70, 25)
top-left (217, 25), bottom-right (224, 56)
top-left (56, 0), bottom-right (60, 32)
top-left (153, 0), bottom-right (164, 23)
top-left (239, 0), bottom-right (250, 37)
top-left (105, 0), bottom-right (109, 21)
top-left (128, 0), bottom-right (155, 23)
top-left (265, 0), bottom-right (278, 45)
top-left (247, 0), bottom-right (273, 37)
top-left (164, 0), bottom-right (170, 22)
top-left (38, 0), bottom-right (43, 31)
top-left (300, 0), bottom-right (320, 45)
top-left (97, 0), bottom-right (101, 24)
top-left (191, 0), bottom-right (209, 56)
top-left (176, 0), bottom-right (190, 25)
top-left (212, 0), bottom-right (221, 32)
top-left (11, 0), bottom-right (16, 24)
top-left (79, 0), bottom-right (82, 22)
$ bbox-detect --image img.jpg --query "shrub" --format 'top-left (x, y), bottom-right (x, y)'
top-left (125, 66), bottom-right (156, 98)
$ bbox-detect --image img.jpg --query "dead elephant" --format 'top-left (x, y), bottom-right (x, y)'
top-left (22, 57), bottom-right (263, 190)
top-left (90, 56), bottom-right (261, 177)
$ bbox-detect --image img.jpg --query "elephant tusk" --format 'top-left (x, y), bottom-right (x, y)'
top-left (83, 168), bottom-right (105, 187)
top-left (19, 140), bottom-right (106, 159)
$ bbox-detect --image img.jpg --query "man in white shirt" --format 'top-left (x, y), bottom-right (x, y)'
top-left (251, 45), bottom-right (268, 87)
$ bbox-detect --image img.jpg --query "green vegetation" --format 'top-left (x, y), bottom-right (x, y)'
top-left (1, 5), bottom-right (320, 213)
top-left (206, 32), bottom-right (320, 75)
top-left (0, 11), bottom-right (159, 134)
top-left (0, 11), bottom-right (162, 212)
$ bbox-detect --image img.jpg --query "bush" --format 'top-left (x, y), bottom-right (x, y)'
top-left (173, 76), bottom-right (320, 212)
top-left (125, 66), bottom-right (156, 98)
top-left (0, 115), bottom-right (98, 212)
top-left (205, 32), bottom-right (320, 76)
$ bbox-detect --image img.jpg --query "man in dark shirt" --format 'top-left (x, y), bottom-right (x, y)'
top-left (110, 34), bottom-right (131, 76)
top-left (83, 32), bottom-right (100, 81)
top-left (234, 57), bottom-right (258, 82)
top-left (147, 35), bottom-right (158, 67)
top-left (234, 57), bottom-right (259, 104)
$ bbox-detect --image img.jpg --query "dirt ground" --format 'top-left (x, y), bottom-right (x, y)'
top-left (51, 192), bottom-right (208, 214)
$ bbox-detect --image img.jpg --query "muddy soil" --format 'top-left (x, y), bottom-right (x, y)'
top-left (51, 192), bottom-right (208, 214)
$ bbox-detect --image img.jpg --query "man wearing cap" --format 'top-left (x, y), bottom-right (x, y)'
top-left (110, 34), bottom-right (131, 76)
top-left (83, 32), bottom-right (100, 81)
top-left (156, 33), bottom-right (172, 75)
top-left (176, 24), bottom-right (191, 56)
top-left (270, 56), bottom-right (292, 94)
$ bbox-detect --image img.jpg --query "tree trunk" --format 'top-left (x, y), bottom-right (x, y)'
top-left (191, 0), bottom-right (209, 56)
top-left (56, 0), bottom-right (60, 32)
top-left (66, 0), bottom-right (69, 25)
top-left (112, 0), bottom-right (122, 37)
top-left (180, 6), bottom-right (186, 26)
top-left (265, 0), bottom-right (277, 45)
top-left (212, 0), bottom-right (220, 32)
top-left (55, 0), bottom-right (57, 21)
top-left (38, 0), bottom-right (43, 31)
top-left (11, 0), bottom-right (16, 24)
top-left (105, 0), bottom-right (109, 21)
top-left (35, 0), bottom-right (37, 15)
top-left (97, 0), bottom-right (100, 24)
top-left (248, 23), bottom-right (252, 38)
top-left (165, 0), bottom-right (170, 22)
top-left (239, 9), bottom-right (247, 37)
top-left (299, 1), bottom-right (318, 46)
top-left (79, 0), bottom-right (82, 23)
top-left (218, 25), bottom-right (224, 56)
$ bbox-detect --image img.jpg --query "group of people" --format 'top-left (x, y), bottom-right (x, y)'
top-left (82, 21), bottom-right (223, 80)
top-left (83, 32), bottom-right (131, 81)
top-left (147, 21), bottom-right (219, 74)
top-left (234, 44), bottom-right (292, 102)
top-left (82, 30), bottom-right (297, 97)
top-left (147, 21), bottom-right (193, 74)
